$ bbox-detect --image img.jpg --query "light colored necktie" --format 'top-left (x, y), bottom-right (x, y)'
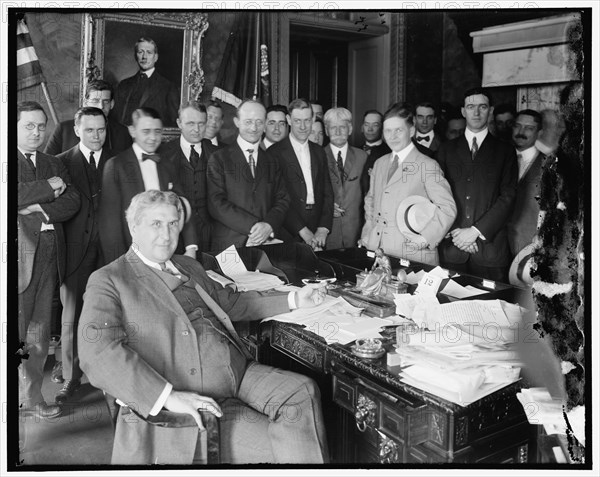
top-left (471, 137), bottom-right (479, 160)
top-left (247, 149), bottom-right (256, 178)
top-left (387, 154), bottom-right (399, 183)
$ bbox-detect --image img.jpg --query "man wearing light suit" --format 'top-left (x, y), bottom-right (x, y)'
top-left (437, 87), bottom-right (518, 282)
top-left (269, 98), bottom-right (334, 250)
top-left (99, 107), bottom-right (197, 264)
top-left (360, 103), bottom-right (456, 266)
top-left (207, 100), bottom-right (290, 252)
top-left (159, 101), bottom-right (216, 252)
top-left (79, 190), bottom-right (328, 464)
top-left (323, 107), bottom-right (367, 250)
top-left (54, 107), bottom-right (113, 402)
top-left (17, 102), bottom-right (80, 418)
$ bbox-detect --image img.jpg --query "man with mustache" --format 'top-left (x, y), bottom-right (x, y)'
top-left (506, 109), bottom-right (547, 256)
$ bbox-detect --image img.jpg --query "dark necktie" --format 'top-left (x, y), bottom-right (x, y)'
top-left (89, 151), bottom-right (97, 171)
top-left (336, 150), bottom-right (345, 184)
top-left (189, 144), bottom-right (200, 168)
top-left (159, 262), bottom-right (188, 281)
top-left (142, 153), bottom-right (160, 163)
top-left (387, 154), bottom-right (399, 183)
top-left (362, 144), bottom-right (371, 153)
top-left (416, 135), bottom-right (428, 142)
top-left (471, 137), bottom-right (479, 160)
top-left (24, 153), bottom-right (36, 172)
top-left (247, 149), bottom-right (256, 178)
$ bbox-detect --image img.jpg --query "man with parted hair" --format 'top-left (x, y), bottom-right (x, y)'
top-left (413, 101), bottom-right (443, 153)
top-left (358, 109), bottom-right (391, 194)
top-left (99, 107), bottom-right (197, 264)
top-left (207, 99), bottom-right (290, 251)
top-left (79, 189), bottom-right (329, 464)
top-left (44, 79), bottom-right (131, 155)
top-left (204, 100), bottom-right (227, 148)
top-left (112, 36), bottom-right (180, 126)
top-left (52, 106), bottom-right (113, 398)
top-left (158, 101), bottom-right (216, 252)
top-left (268, 98), bottom-right (334, 250)
top-left (437, 87), bottom-right (518, 282)
top-left (17, 101), bottom-right (80, 418)
top-left (360, 102), bottom-right (456, 265)
top-left (323, 107), bottom-right (367, 249)
top-left (261, 104), bottom-right (288, 149)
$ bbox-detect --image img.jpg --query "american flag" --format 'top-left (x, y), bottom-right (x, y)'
top-left (17, 18), bottom-right (46, 90)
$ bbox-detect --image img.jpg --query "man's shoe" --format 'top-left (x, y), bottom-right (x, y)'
top-left (20, 402), bottom-right (63, 419)
top-left (51, 361), bottom-right (64, 383)
top-left (55, 379), bottom-right (81, 404)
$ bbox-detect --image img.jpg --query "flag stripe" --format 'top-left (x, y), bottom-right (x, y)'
top-left (17, 46), bottom-right (39, 66)
top-left (211, 86), bottom-right (242, 108)
top-left (16, 19), bottom-right (46, 90)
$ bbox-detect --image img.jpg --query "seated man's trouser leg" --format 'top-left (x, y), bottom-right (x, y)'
top-left (235, 361), bottom-right (329, 464)
top-left (18, 231), bottom-right (57, 409)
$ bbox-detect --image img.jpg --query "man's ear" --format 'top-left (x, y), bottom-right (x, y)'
top-left (73, 124), bottom-right (81, 139)
top-left (128, 125), bottom-right (135, 138)
top-left (109, 99), bottom-right (115, 111)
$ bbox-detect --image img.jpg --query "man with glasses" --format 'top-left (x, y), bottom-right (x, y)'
top-left (207, 99), bottom-right (290, 251)
top-left (44, 79), bottom-right (131, 155)
top-left (17, 101), bottom-right (80, 418)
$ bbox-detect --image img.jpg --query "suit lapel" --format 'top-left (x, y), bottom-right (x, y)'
top-left (124, 148), bottom-right (145, 190)
top-left (35, 152), bottom-right (51, 180)
top-left (345, 147), bottom-right (356, 177)
top-left (70, 148), bottom-right (93, 200)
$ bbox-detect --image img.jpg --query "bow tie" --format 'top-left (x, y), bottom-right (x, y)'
top-left (415, 136), bottom-right (429, 142)
top-left (142, 153), bottom-right (160, 163)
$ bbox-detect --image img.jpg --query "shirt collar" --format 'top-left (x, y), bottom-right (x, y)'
top-left (415, 131), bottom-right (433, 140)
top-left (140, 67), bottom-right (155, 78)
top-left (132, 247), bottom-right (176, 273)
top-left (236, 135), bottom-right (259, 155)
top-left (289, 133), bottom-right (309, 150)
top-left (365, 139), bottom-right (383, 147)
top-left (517, 145), bottom-right (539, 162)
top-left (391, 142), bottom-right (415, 163)
top-left (263, 138), bottom-right (274, 149)
top-left (18, 148), bottom-right (36, 161)
top-left (132, 142), bottom-right (156, 161)
top-left (79, 142), bottom-right (102, 162)
top-left (464, 127), bottom-right (488, 146)
top-left (179, 136), bottom-right (202, 159)
top-left (329, 143), bottom-right (348, 158)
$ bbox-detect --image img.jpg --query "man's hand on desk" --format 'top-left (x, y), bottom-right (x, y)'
top-left (247, 221), bottom-right (273, 246)
top-left (164, 390), bottom-right (223, 429)
top-left (296, 284), bottom-right (327, 308)
top-left (299, 226), bottom-right (315, 245)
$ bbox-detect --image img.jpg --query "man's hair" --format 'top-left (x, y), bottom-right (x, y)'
top-left (85, 79), bottom-right (114, 100)
top-left (74, 106), bottom-right (107, 127)
top-left (17, 101), bottom-right (47, 122)
top-left (415, 102), bottom-right (437, 115)
top-left (178, 100), bottom-right (207, 117)
top-left (235, 99), bottom-right (266, 118)
top-left (516, 109), bottom-right (543, 129)
top-left (131, 107), bottom-right (162, 127)
top-left (362, 109), bottom-right (383, 122)
top-left (207, 100), bottom-right (223, 112)
top-left (463, 87), bottom-right (493, 106)
top-left (267, 104), bottom-right (288, 116)
top-left (323, 107), bottom-right (352, 127)
top-left (382, 102), bottom-right (414, 126)
top-left (288, 98), bottom-right (312, 116)
top-left (493, 103), bottom-right (517, 119)
top-left (134, 37), bottom-right (158, 55)
top-left (126, 190), bottom-right (183, 226)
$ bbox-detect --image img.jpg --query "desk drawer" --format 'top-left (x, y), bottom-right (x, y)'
top-left (271, 326), bottom-right (325, 372)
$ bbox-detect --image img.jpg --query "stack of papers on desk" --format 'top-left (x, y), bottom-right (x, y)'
top-left (439, 279), bottom-right (487, 299)
top-left (213, 245), bottom-right (283, 291)
top-left (263, 294), bottom-right (392, 345)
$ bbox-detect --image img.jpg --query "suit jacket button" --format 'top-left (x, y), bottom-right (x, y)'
top-left (190, 368), bottom-right (197, 375)
top-left (466, 215), bottom-right (471, 219)
top-left (182, 330), bottom-right (189, 336)
top-left (466, 196), bottom-right (471, 200)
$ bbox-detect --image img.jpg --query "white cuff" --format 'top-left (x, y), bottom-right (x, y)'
top-left (185, 244), bottom-right (199, 251)
top-left (148, 382), bottom-right (173, 416)
top-left (288, 291), bottom-right (298, 310)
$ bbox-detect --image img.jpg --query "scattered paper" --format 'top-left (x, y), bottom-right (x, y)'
top-left (516, 387), bottom-right (565, 428)
top-left (405, 270), bottom-right (426, 285)
top-left (421, 299), bottom-right (512, 330)
top-left (414, 273), bottom-right (443, 296)
top-left (206, 270), bottom-right (236, 289)
top-left (216, 245), bottom-right (248, 276)
top-left (428, 266), bottom-right (451, 279)
top-left (393, 293), bottom-right (439, 320)
top-left (440, 279), bottom-right (487, 299)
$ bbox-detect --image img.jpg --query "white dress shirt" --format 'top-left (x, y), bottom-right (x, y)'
top-left (329, 143), bottom-right (349, 166)
top-left (390, 142), bottom-right (415, 165)
top-left (236, 135), bottom-right (259, 167)
top-left (414, 130), bottom-right (434, 148)
top-left (79, 142), bottom-right (103, 166)
top-left (516, 145), bottom-right (539, 180)
top-left (140, 67), bottom-right (155, 79)
top-left (132, 142), bottom-right (161, 191)
top-left (365, 139), bottom-right (383, 147)
top-left (289, 134), bottom-right (315, 204)
top-left (464, 128), bottom-right (489, 153)
top-left (179, 136), bottom-right (202, 163)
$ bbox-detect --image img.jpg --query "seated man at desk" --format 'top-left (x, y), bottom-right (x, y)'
top-left (78, 190), bottom-right (329, 465)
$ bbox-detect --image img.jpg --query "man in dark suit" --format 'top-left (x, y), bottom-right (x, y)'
top-left (99, 107), bottom-right (197, 264)
top-left (269, 98), bottom-right (334, 250)
top-left (17, 102), bottom-right (80, 418)
top-left (204, 100), bottom-right (227, 148)
top-left (207, 100), bottom-right (290, 252)
top-left (79, 190), bottom-right (328, 464)
top-left (507, 109), bottom-right (547, 256)
top-left (358, 110), bottom-right (391, 194)
top-left (437, 87), bottom-right (518, 282)
top-left (52, 107), bottom-right (113, 402)
top-left (159, 101), bottom-right (215, 252)
top-left (413, 102), bottom-right (443, 154)
top-left (44, 79), bottom-right (131, 155)
top-left (323, 107), bottom-right (367, 249)
top-left (111, 37), bottom-right (179, 127)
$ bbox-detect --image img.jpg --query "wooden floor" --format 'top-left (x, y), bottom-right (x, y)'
top-left (16, 356), bottom-right (113, 467)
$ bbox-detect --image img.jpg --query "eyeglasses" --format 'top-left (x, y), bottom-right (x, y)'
top-left (23, 123), bottom-right (47, 131)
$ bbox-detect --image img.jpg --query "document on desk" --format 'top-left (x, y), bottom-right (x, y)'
top-left (423, 299), bottom-right (512, 330)
top-left (440, 279), bottom-right (487, 299)
top-left (216, 245), bottom-right (248, 276)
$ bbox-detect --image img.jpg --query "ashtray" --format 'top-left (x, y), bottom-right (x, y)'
top-left (351, 338), bottom-right (386, 359)
top-left (302, 277), bottom-right (336, 285)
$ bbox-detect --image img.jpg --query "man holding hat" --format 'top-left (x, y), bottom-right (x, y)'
top-left (359, 103), bottom-right (456, 265)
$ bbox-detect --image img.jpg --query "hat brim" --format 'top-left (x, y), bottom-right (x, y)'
top-left (396, 195), bottom-right (434, 246)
